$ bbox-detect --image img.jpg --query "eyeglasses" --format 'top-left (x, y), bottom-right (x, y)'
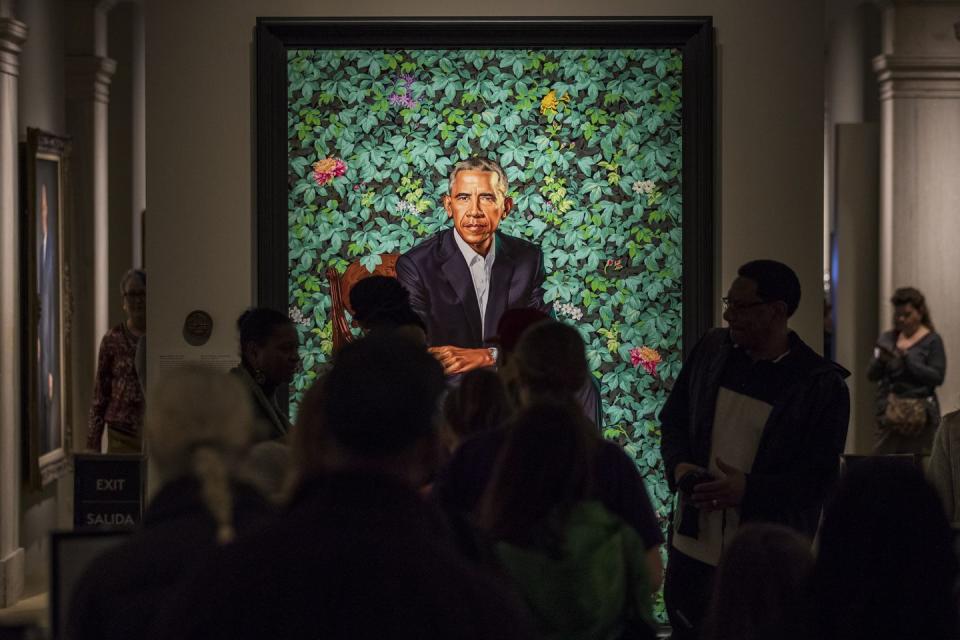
top-left (721, 297), bottom-right (773, 312)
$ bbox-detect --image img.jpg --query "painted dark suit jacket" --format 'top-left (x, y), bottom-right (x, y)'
top-left (396, 228), bottom-right (549, 348)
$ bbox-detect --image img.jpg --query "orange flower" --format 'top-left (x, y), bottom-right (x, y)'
top-left (630, 346), bottom-right (662, 377)
top-left (311, 157), bottom-right (347, 187)
top-left (313, 158), bottom-right (340, 174)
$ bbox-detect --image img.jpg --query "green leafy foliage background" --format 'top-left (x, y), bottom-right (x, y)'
top-left (287, 48), bottom-right (682, 610)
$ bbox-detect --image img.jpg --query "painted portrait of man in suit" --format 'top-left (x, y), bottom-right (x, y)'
top-left (396, 157), bottom-right (549, 375)
top-left (37, 176), bottom-right (61, 455)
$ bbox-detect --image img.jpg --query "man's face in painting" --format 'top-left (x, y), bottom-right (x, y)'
top-left (443, 170), bottom-right (512, 257)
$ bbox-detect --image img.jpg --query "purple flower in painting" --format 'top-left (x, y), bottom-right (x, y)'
top-left (387, 73), bottom-right (419, 109)
top-left (388, 92), bottom-right (417, 109)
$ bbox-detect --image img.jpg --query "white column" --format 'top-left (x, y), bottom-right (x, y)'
top-left (67, 54), bottom-right (115, 358)
top-left (0, 13), bottom-right (27, 608)
top-left (131, 2), bottom-right (145, 269)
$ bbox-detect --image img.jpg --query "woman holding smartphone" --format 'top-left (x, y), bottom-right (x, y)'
top-left (867, 287), bottom-right (946, 455)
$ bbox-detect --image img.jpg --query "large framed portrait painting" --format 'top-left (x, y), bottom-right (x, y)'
top-left (255, 21), bottom-right (714, 614)
top-left (22, 128), bottom-right (73, 488)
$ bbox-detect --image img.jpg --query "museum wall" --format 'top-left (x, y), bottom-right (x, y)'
top-left (8, 0), bottom-right (143, 598)
top-left (16, 0), bottom-right (68, 595)
top-left (144, 0), bottom-right (825, 388)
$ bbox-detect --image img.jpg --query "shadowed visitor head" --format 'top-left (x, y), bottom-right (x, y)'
top-left (441, 368), bottom-right (511, 452)
top-left (295, 333), bottom-right (445, 486)
top-left (494, 307), bottom-right (552, 367)
top-left (510, 320), bottom-right (588, 406)
top-left (348, 275), bottom-right (427, 344)
top-left (813, 457), bottom-right (958, 640)
top-left (146, 365), bottom-right (254, 543)
top-left (237, 440), bottom-right (293, 505)
top-left (236, 307), bottom-right (300, 389)
top-left (703, 523), bottom-right (814, 640)
top-left (723, 259), bottom-right (800, 352)
top-left (443, 157), bottom-right (513, 257)
top-left (147, 364), bottom-right (253, 481)
top-left (479, 400), bottom-right (596, 546)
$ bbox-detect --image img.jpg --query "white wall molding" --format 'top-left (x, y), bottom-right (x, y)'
top-left (0, 17), bottom-right (26, 75)
top-left (874, 54), bottom-right (960, 99)
top-left (65, 54), bottom-right (116, 104)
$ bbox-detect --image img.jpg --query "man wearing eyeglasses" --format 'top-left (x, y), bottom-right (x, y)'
top-left (659, 259), bottom-right (850, 640)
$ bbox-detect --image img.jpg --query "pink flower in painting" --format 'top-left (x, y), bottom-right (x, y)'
top-left (388, 92), bottom-right (418, 109)
top-left (603, 258), bottom-right (624, 273)
top-left (630, 346), bottom-right (662, 377)
top-left (312, 157), bottom-right (347, 187)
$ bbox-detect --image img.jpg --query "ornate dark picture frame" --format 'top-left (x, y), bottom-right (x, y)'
top-left (21, 128), bottom-right (73, 488)
top-left (254, 17), bottom-right (715, 357)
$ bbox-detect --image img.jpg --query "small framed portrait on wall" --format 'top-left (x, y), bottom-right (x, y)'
top-left (22, 128), bottom-right (73, 488)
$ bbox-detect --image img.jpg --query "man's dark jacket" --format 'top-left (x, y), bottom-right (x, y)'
top-left (396, 228), bottom-right (548, 347)
top-left (660, 328), bottom-right (850, 538)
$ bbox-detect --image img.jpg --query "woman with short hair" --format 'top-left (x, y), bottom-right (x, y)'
top-left (87, 269), bottom-right (146, 452)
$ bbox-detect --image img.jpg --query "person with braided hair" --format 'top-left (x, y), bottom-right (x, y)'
top-left (67, 365), bottom-right (273, 640)
top-left (349, 274), bottom-right (427, 345)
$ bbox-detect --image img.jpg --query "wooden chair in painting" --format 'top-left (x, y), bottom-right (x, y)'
top-left (325, 253), bottom-right (400, 353)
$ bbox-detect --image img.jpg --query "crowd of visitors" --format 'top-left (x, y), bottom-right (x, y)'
top-left (64, 258), bottom-right (960, 640)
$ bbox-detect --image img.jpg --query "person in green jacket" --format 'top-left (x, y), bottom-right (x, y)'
top-left (479, 401), bottom-right (655, 640)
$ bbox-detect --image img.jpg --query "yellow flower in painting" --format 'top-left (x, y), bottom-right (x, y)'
top-left (540, 90), bottom-right (559, 115)
top-left (539, 89), bottom-right (570, 116)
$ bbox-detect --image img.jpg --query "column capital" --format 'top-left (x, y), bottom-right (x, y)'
top-left (66, 55), bottom-right (116, 104)
top-left (873, 54), bottom-right (960, 100)
top-left (0, 17), bottom-right (27, 78)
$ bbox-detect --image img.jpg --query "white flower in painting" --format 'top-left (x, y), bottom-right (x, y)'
top-left (553, 301), bottom-right (583, 321)
top-left (289, 306), bottom-right (311, 327)
top-left (396, 200), bottom-right (418, 216)
top-left (632, 180), bottom-right (656, 195)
